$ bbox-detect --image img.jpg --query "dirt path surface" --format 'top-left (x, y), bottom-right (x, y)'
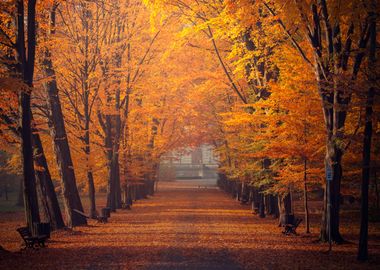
top-left (1, 179), bottom-right (379, 269)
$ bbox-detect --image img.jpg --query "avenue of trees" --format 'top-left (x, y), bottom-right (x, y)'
top-left (0, 0), bottom-right (378, 262)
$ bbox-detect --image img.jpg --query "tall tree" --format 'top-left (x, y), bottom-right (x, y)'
top-left (31, 118), bottom-right (65, 229)
top-left (15, 0), bottom-right (40, 230)
top-left (243, 0), bottom-right (372, 242)
top-left (0, 2), bottom-right (65, 228)
top-left (55, 0), bottom-right (106, 218)
top-left (42, 2), bottom-right (87, 226)
top-left (358, 0), bottom-right (377, 261)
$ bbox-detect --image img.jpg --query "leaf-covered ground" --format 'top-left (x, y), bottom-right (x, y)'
top-left (1, 179), bottom-right (379, 269)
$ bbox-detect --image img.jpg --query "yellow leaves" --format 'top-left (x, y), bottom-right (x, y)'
top-left (2, 0), bottom-right (371, 199)
top-left (2, 152), bottom-right (22, 175)
top-left (179, 24), bottom-right (197, 39)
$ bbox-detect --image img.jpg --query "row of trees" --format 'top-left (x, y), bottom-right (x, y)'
top-left (0, 0), bottom-right (378, 262)
top-left (0, 0), bottom-right (214, 230)
top-left (146, 0), bottom-right (379, 261)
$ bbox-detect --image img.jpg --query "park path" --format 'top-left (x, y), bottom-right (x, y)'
top-left (1, 179), bottom-right (379, 269)
top-left (142, 179), bottom-right (244, 270)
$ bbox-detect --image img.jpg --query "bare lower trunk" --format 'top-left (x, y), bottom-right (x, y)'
top-left (35, 176), bottom-right (49, 223)
top-left (278, 192), bottom-right (292, 226)
top-left (106, 167), bottom-right (116, 211)
top-left (259, 192), bottom-right (265, 218)
top-left (87, 170), bottom-right (97, 218)
top-left (358, 86), bottom-right (374, 261)
top-left (320, 146), bottom-right (344, 243)
top-left (358, 7), bottom-right (376, 260)
top-left (106, 114), bottom-right (116, 211)
top-left (374, 167), bottom-right (379, 209)
top-left (16, 0), bottom-right (40, 232)
top-left (113, 151), bottom-right (121, 209)
top-left (105, 116), bottom-right (121, 211)
top-left (251, 188), bottom-right (260, 214)
top-left (266, 195), bottom-right (279, 217)
top-left (32, 123), bottom-right (64, 229)
top-left (45, 65), bottom-right (86, 227)
top-left (303, 158), bottom-right (310, 233)
top-left (84, 115), bottom-right (96, 218)
top-left (20, 94), bottom-right (40, 228)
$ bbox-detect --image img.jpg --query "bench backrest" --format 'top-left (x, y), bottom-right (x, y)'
top-left (17, 227), bottom-right (31, 238)
top-left (73, 209), bottom-right (90, 219)
top-left (33, 222), bottom-right (51, 238)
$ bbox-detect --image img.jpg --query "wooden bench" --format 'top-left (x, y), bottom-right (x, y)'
top-left (17, 223), bottom-right (50, 249)
top-left (73, 209), bottom-right (107, 223)
top-left (34, 222), bottom-right (51, 239)
top-left (121, 202), bottom-right (131, 210)
top-left (282, 218), bottom-right (302, 235)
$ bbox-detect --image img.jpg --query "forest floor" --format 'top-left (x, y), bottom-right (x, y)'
top-left (0, 179), bottom-right (379, 269)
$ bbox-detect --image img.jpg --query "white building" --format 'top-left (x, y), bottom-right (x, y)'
top-left (160, 144), bottom-right (218, 179)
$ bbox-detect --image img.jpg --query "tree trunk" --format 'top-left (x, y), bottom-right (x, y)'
top-left (374, 165), bottom-right (379, 210)
top-left (113, 149), bottom-right (121, 208)
top-left (32, 121), bottom-right (65, 229)
top-left (84, 114), bottom-right (97, 218)
top-left (44, 68), bottom-right (87, 227)
top-left (271, 195), bottom-right (279, 218)
top-left (320, 177), bottom-right (328, 240)
top-left (86, 170), bottom-right (96, 218)
top-left (319, 93), bottom-right (345, 243)
top-left (20, 66), bottom-right (40, 227)
top-left (42, 6), bottom-right (86, 228)
top-left (266, 195), bottom-right (278, 217)
top-left (106, 84), bottom-right (122, 210)
top-left (16, 0), bottom-right (40, 231)
top-left (112, 48), bottom-right (123, 209)
top-left (236, 181), bottom-right (241, 201)
top-left (35, 178), bottom-right (49, 223)
top-left (265, 195), bottom-right (270, 214)
top-left (106, 160), bottom-right (116, 212)
top-left (259, 192), bottom-right (265, 218)
top-left (251, 188), bottom-right (260, 214)
top-left (320, 151), bottom-right (344, 243)
top-left (126, 184), bottom-right (133, 206)
top-left (358, 87), bottom-right (375, 261)
top-left (289, 1), bottom-right (368, 244)
top-left (303, 158), bottom-right (310, 233)
top-left (81, 6), bottom-right (97, 217)
top-left (278, 192), bottom-right (292, 226)
top-left (106, 114), bottom-right (116, 211)
top-left (358, 5), bottom-right (376, 261)
top-left (150, 163), bottom-right (159, 196)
